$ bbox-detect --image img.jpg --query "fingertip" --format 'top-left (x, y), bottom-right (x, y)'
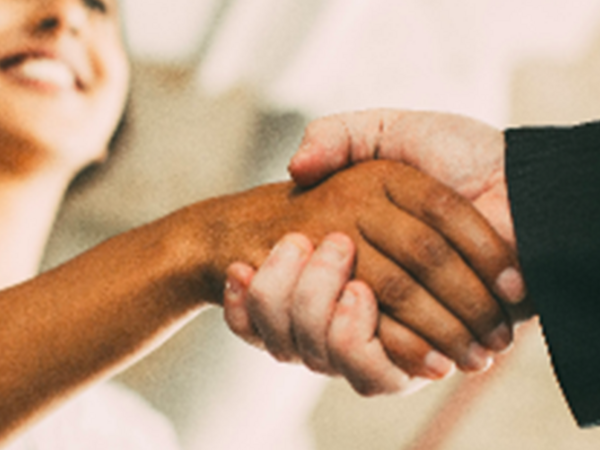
top-left (459, 342), bottom-right (494, 372)
top-left (224, 267), bottom-right (249, 309)
top-left (495, 266), bottom-right (527, 305)
top-left (281, 232), bottom-right (314, 254)
top-left (271, 233), bottom-right (313, 263)
top-left (345, 279), bottom-right (375, 299)
top-left (223, 263), bottom-right (253, 313)
top-left (423, 350), bottom-right (456, 380)
top-left (328, 285), bottom-right (373, 355)
top-left (288, 148), bottom-right (330, 187)
top-left (260, 233), bottom-right (313, 272)
top-left (322, 232), bottom-right (355, 253)
top-left (226, 262), bottom-right (255, 288)
top-left (223, 264), bottom-right (261, 342)
top-left (223, 278), bottom-right (260, 345)
top-left (315, 233), bottom-right (356, 268)
top-left (289, 116), bottom-right (351, 186)
top-left (397, 377), bottom-right (433, 397)
top-left (482, 322), bottom-right (513, 353)
top-left (338, 286), bottom-right (357, 308)
top-left (337, 281), bottom-right (378, 325)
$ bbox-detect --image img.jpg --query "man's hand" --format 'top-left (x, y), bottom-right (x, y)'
top-left (291, 111), bottom-right (510, 241)
top-left (289, 110), bottom-right (530, 313)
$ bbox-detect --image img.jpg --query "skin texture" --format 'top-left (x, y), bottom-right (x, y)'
top-left (0, 0), bottom-right (129, 176)
top-left (291, 110), bottom-right (513, 245)
top-left (289, 110), bottom-right (533, 320)
top-left (0, 159), bottom-right (519, 441)
top-left (223, 161), bottom-right (521, 388)
top-left (224, 111), bottom-right (533, 396)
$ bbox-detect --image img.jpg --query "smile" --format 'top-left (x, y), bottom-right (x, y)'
top-left (0, 54), bottom-right (81, 91)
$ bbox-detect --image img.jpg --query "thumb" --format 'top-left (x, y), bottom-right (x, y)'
top-left (289, 116), bottom-right (353, 187)
top-left (289, 110), bottom-right (407, 186)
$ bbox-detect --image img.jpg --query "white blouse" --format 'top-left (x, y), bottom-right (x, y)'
top-left (6, 382), bottom-right (181, 450)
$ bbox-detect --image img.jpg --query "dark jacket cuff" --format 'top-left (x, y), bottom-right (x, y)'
top-left (505, 122), bottom-right (600, 427)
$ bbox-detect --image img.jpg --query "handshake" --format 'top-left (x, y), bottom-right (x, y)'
top-left (217, 110), bottom-right (533, 396)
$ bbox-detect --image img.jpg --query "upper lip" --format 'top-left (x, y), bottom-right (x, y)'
top-left (0, 46), bottom-right (88, 90)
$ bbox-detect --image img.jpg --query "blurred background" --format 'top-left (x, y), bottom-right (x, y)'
top-left (40, 0), bottom-right (600, 449)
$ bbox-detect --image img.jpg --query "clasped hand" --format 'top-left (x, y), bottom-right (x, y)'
top-left (219, 130), bottom-right (527, 396)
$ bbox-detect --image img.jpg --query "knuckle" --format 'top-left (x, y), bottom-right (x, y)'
top-left (303, 355), bottom-right (332, 375)
top-left (377, 274), bottom-right (419, 314)
top-left (422, 184), bottom-right (465, 222)
top-left (466, 295), bottom-right (497, 321)
top-left (247, 282), bottom-right (275, 309)
top-left (450, 285), bottom-right (500, 331)
top-left (409, 228), bottom-right (452, 269)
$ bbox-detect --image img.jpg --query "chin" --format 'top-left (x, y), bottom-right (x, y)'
top-left (1, 129), bottom-right (109, 176)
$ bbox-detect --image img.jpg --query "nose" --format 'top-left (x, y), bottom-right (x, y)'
top-left (34, 0), bottom-right (87, 36)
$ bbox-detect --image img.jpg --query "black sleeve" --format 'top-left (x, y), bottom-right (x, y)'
top-left (505, 122), bottom-right (600, 428)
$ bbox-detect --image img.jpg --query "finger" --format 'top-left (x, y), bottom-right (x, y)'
top-left (356, 245), bottom-right (493, 372)
top-left (377, 314), bottom-right (455, 380)
top-left (223, 262), bottom-right (262, 347)
top-left (290, 112), bottom-right (394, 187)
top-left (290, 233), bottom-right (355, 374)
top-left (358, 198), bottom-right (512, 353)
top-left (290, 116), bottom-right (353, 187)
top-left (246, 233), bottom-right (313, 362)
top-left (381, 163), bottom-right (526, 306)
top-left (327, 281), bottom-right (418, 396)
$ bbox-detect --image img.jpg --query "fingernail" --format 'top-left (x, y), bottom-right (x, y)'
top-left (224, 277), bottom-right (243, 303)
top-left (423, 350), bottom-right (455, 379)
top-left (319, 235), bottom-right (352, 264)
top-left (273, 235), bottom-right (309, 261)
top-left (483, 323), bottom-right (512, 352)
top-left (462, 342), bottom-right (493, 372)
top-left (495, 267), bottom-right (526, 304)
top-left (399, 377), bottom-right (433, 397)
top-left (340, 288), bottom-right (356, 306)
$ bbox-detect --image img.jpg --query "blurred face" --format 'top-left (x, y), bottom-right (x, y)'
top-left (0, 0), bottom-right (130, 171)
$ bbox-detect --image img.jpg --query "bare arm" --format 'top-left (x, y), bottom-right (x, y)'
top-left (0, 159), bottom-right (517, 442)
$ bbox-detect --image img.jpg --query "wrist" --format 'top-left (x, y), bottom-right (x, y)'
top-left (168, 182), bottom-right (298, 306)
top-left (151, 194), bottom-right (259, 308)
top-left (133, 208), bottom-right (220, 309)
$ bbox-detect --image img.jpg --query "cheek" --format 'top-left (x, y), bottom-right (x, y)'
top-left (94, 49), bottom-right (130, 130)
top-left (106, 45), bottom-right (130, 105)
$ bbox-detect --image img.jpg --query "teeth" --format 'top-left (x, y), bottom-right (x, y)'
top-left (13, 58), bottom-right (75, 88)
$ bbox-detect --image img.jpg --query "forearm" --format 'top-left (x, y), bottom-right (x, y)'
top-left (2, 164), bottom-right (457, 441)
top-left (0, 204), bottom-right (218, 442)
top-left (0, 177), bottom-right (306, 443)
